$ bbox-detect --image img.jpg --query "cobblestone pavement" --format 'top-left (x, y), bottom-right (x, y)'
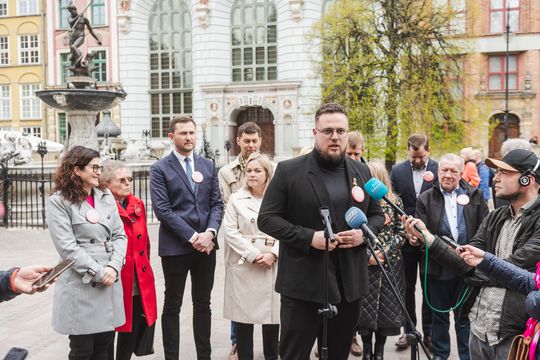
top-left (0, 225), bottom-right (458, 359)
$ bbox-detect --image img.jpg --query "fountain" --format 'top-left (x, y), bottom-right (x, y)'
top-left (36, 2), bottom-right (126, 150)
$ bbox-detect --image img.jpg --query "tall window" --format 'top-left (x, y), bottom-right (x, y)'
top-left (92, 50), bottom-right (107, 82)
top-left (231, 0), bottom-right (277, 82)
top-left (449, 0), bottom-right (466, 34)
top-left (149, 0), bottom-right (192, 137)
top-left (58, 113), bottom-right (67, 143)
top-left (91, 0), bottom-right (106, 26)
top-left (60, 53), bottom-right (71, 83)
top-left (19, 34), bottom-right (39, 64)
top-left (0, 85), bottom-right (10, 120)
top-left (0, 36), bottom-right (8, 65)
top-left (488, 55), bottom-right (518, 90)
top-left (17, 0), bottom-right (37, 15)
top-left (23, 126), bottom-right (41, 137)
top-left (490, 0), bottom-right (519, 33)
top-left (58, 0), bottom-right (70, 28)
top-left (20, 84), bottom-right (40, 119)
top-left (0, 0), bottom-right (7, 16)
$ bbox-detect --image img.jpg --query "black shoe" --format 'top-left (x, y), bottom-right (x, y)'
top-left (362, 343), bottom-right (373, 360)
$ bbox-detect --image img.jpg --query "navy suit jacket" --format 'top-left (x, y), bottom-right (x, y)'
top-left (390, 158), bottom-right (438, 216)
top-left (150, 152), bottom-right (223, 256)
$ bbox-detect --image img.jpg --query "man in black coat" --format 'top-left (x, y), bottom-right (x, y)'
top-left (390, 134), bottom-right (438, 349)
top-left (258, 103), bottom-right (384, 360)
top-left (415, 154), bottom-right (488, 360)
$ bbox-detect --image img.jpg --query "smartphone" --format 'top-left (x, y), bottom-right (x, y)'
top-left (3, 347), bottom-right (28, 360)
top-left (32, 259), bottom-right (75, 288)
top-left (440, 236), bottom-right (464, 252)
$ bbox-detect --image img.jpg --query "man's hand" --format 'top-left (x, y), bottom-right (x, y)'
top-left (335, 229), bottom-right (364, 248)
top-left (401, 216), bottom-right (434, 246)
top-left (102, 266), bottom-right (117, 287)
top-left (192, 231), bottom-right (215, 254)
top-left (255, 253), bottom-right (276, 270)
top-left (368, 250), bottom-right (385, 266)
top-left (311, 231), bottom-right (337, 251)
top-left (459, 245), bottom-right (486, 267)
top-left (13, 266), bottom-right (53, 294)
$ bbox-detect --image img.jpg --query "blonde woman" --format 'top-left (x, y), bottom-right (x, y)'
top-left (223, 153), bottom-right (279, 360)
top-left (357, 161), bottom-right (406, 360)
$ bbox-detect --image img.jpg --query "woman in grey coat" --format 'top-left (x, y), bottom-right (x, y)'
top-left (46, 146), bottom-right (127, 360)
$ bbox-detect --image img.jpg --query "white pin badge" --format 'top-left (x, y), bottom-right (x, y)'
top-left (351, 177), bottom-right (365, 203)
top-left (86, 209), bottom-right (100, 224)
top-left (134, 203), bottom-right (143, 217)
top-left (192, 171), bottom-right (204, 183)
top-left (457, 194), bottom-right (470, 206)
top-left (423, 171), bottom-right (434, 182)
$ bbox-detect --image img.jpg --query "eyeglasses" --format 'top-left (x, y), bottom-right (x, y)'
top-left (88, 164), bottom-right (103, 173)
top-left (315, 128), bottom-right (348, 138)
top-left (119, 177), bottom-right (133, 185)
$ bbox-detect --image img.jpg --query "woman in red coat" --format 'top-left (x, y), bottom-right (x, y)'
top-left (102, 160), bottom-right (158, 360)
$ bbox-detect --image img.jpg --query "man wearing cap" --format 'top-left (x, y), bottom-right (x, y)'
top-left (402, 149), bottom-right (540, 360)
top-left (414, 154), bottom-right (488, 360)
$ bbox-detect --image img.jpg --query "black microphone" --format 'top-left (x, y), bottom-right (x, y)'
top-left (319, 207), bottom-right (336, 243)
top-left (344, 207), bottom-right (381, 246)
top-left (364, 177), bottom-right (424, 235)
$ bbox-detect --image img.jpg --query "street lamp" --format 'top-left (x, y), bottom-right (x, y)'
top-left (224, 140), bottom-right (231, 163)
top-left (37, 141), bottom-right (48, 229)
top-left (503, 3), bottom-right (511, 140)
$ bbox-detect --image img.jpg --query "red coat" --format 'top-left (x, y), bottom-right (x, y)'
top-left (115, 194), bottom-right (158, 332)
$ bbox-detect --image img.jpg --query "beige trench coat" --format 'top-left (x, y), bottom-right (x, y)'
top-left (222, 188), bottom-right (280, 325)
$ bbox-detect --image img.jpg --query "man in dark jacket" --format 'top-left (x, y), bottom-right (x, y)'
top-left (415, 154), bottom-right (489, 360)
top-left (390, 134), bottom-right (438, 349)
top-left (258, 103), bottom-right (384, 360)
top-left (0, 265), bottom-right (53, 302)
top-left (404, 149), bottom-right (540, 360)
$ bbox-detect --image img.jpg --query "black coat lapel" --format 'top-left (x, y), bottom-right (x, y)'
top-left (306, 152), bottom-right (335, 223)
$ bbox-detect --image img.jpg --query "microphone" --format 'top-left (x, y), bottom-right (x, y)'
top-left (344, 206), bottom-right (380, 245)
top-left (364, 177), bottom-right (424, 235)
top-left (319, 207), bottom-right (336, 243)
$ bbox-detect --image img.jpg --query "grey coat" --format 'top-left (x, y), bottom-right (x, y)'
top-left (46, 188), bottom-right (127, 335)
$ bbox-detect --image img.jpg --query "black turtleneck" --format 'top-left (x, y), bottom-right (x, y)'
top-left (313, 149), bottom-right (349, 233)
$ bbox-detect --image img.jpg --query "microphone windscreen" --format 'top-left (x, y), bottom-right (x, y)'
top-left (345, 206), bottom-right (367, 229)
top-left (365, 178), bottom-right (388, 201)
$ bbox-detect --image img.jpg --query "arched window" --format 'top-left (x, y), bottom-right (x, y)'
top-left (322, 0), bottom-right (335, 13)
top-left (149, 0), bottom-right (192, 137)
top-left (231, 0), bottom-right (277, 82)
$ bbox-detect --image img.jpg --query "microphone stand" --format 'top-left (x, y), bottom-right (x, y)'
top-left (318, 207), bottom-right (338, 360)
top-left (364, 232), bottom-right (432, 360)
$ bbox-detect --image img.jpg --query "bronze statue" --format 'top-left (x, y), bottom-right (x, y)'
top-left (67, 2), bottom-right (102, 77)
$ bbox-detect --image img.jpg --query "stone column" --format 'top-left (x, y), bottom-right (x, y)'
top-left (67, 111), bottom-right (99, 150)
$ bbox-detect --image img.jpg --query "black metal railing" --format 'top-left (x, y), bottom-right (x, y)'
top-left (1, 167), bottom-right (156, 229)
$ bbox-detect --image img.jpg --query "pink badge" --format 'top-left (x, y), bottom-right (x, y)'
top-left (352, 186), bottom-right (365, 203)
top-left (86, 209), bottom-right (100, 224)
top-left (384, 213), bottom-right (391, 225)
top-left (192, 171), bottom-right (203, 183)
top-left (456, 194), bottom-right (470, 206)
top-left (423, 171), bottom-right (434, 182)
top-left (134, 203), bottom-right (143, 217)
top-left (0, 202), bottom-right (4, 218)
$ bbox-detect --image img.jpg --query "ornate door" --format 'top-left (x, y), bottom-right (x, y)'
top-left (233, 106), bottom-right (275, 157)
top-left (489, 113), bottom-right (520, 159)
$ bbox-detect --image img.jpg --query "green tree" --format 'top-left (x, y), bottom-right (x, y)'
top-left (316, 0), bottom-right (472, 168)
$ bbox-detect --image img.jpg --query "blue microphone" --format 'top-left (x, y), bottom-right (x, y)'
top-left (365, 178), bottom-right (407, 217)
top-left (345, 206), bottom-right (380, 245)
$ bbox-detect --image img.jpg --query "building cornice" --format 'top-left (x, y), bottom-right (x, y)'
top-left (200, 81), bottom-right (302, 93)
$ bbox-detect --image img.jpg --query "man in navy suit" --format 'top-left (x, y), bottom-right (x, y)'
top-left (150, 116), bottom-right (223, 360)
top-left (390, 134), bottom-right (438, 350)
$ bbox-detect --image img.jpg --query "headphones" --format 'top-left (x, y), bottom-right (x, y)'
top-left (519, 159), bottom-right (540, 186)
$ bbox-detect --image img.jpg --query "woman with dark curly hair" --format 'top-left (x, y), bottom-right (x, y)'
top-left (46, 145), bottom-right (127, 360)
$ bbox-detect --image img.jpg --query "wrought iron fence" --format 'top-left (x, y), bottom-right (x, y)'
top-left (1, 167), bottom-right (157, 229)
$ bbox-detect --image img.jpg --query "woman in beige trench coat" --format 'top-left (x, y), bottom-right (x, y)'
top-left (223, 153), bottom-right (279, 360)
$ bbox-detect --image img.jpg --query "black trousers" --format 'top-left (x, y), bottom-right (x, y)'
top-left (68, 331), bottom-right (115, 360)
top-left (279, 295), bottom-right (360, 360)
top-left (401, 245), bottom-right (432, 336)
top-left (107, 295), bottom-right (146, 360)
top-left (235, 322), bottom-right (279, 360)
top-left (161, 251), bottom-right (216, 360)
